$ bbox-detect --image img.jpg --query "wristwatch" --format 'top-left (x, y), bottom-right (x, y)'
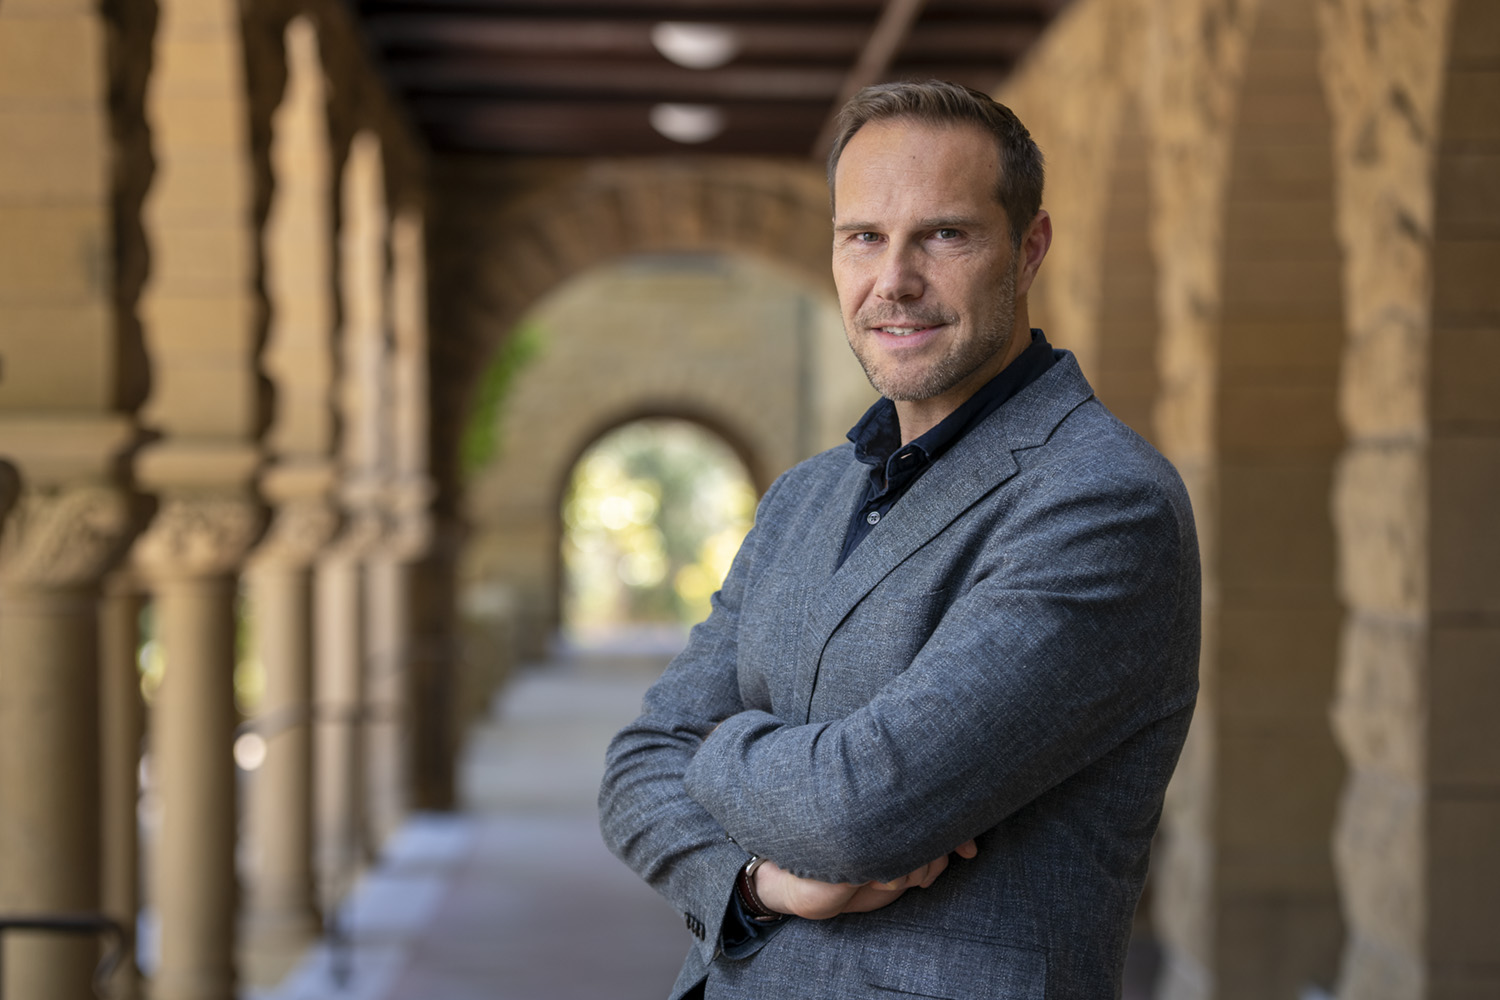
top-left (736, 855), bottom-right (785, 923)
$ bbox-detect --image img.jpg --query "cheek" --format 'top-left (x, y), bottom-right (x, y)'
top-left (833, 271), bottom-right (869, 316)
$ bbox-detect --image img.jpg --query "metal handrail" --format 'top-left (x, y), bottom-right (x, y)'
top-left (0, 913), bottom-right (130, 999)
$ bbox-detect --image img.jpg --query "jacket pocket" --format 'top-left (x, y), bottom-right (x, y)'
top-left (857, 925), bottom-right (1046, 1000)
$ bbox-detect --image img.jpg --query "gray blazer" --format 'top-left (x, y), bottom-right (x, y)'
top-left (599, 353), bottom-right (1200, 999)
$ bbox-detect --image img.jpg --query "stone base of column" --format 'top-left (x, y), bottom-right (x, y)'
top-left (237, 906), bottom-right (321, 988)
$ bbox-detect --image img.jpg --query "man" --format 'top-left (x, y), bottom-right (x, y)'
top-left (599, 81), bottom-right (1199, 1000)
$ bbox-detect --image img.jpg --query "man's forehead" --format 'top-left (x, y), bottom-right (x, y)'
top-left (832, 119), bottom-right (1002, 217)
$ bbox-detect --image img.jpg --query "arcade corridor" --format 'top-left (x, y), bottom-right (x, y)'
top-left (254, 643), bottom-right (685, 1000)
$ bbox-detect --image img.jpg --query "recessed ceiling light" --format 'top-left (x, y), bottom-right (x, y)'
top-left (649, 103), bottom-right (727, 144)
top-left (651, 22), bottom-right (740, 70)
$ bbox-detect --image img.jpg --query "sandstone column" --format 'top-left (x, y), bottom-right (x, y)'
top-left (363, 544), bottom-right (410, 849)
top-left (243, 13), bottom-right (342, 975)
top-left (0, 485), bottom-right (133, 1000)
top-left (314, 514), bottom-right (380, 901)
top-left (239, 498), bottom-right (336, 985)
top-left (1320, 1), bottom-right (1500, 996)
top-left (134, 495), bottom-right (262, 1000)
top-left (408, 518), bottom-right (464, 811)
top-left (364, 209), bottom-right (434, 847)
top-left (317, 129), bottom-right (389, 879)
top-left (101, 571), bottom-right (146, 1000)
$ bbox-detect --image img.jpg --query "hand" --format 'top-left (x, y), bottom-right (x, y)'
top-left (754, 840), bottom-right (977, 920)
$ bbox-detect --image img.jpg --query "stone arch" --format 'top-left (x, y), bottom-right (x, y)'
top-left (1092, 98), bottom-right (1161, 443)
top-left (459, 246), bottom-right (859, 658)
top-left (550, 408), bottom-right (763, 635)
top-left (427, 158), bottom-right (837, 514)
top-left (557, 403), bottom-right (776, 505)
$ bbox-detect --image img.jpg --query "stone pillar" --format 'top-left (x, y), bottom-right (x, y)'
top-left (363, 549), bottom-right (409, 849)
top-left (134, 495), bottom-right (262, 1000)
top-left (408, 517), bottom-right (463, 811)
top-left (101, 572), bottom-right (146, 1000)
top-left (1319, 2), bottom-right (1500, 997)
top-left (239, 498), bottom-right (335, 986)
top-left (314, 516), bottom-right (379, 902)
top-left (363, 209), bottom-right (434, 847)
top-left (0, 486), bottom-right (132, 1000)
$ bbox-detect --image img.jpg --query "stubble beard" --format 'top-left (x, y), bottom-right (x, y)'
top-left (849, 263), bottom-right (1018, 402)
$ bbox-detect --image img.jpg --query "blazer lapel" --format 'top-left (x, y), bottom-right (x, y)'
top-left (790, 353), bottom-right (1096, 721)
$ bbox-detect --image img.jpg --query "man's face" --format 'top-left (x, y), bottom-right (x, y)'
top-left (832, 119), bottom-right (1029, 416)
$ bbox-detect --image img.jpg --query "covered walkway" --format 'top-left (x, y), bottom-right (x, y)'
top-left (254, 639), bottom-right (1163, 1000)
top-left (256, 647), bottom-right (687, 1000)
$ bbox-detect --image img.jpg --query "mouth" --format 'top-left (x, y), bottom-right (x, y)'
top-left (868, 320), bottom-right (947, 343)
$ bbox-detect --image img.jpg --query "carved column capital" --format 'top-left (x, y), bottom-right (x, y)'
top-left (133, 493), bottom-right (266, 581)
top-left (0, 485), bottom-right (136, 591)
top-left (383, 476), bottom-right (434, 561)
top-left (249, 498), bottom-right (340, 570)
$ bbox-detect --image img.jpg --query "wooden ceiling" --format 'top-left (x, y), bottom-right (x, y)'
top-left (351, 0), bottom-right (1075, 158)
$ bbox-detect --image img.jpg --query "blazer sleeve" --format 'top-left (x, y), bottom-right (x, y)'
top-left (598, 472), bottom-right (793, 964)
top-left (681, 469), bottom-right (1200, 885)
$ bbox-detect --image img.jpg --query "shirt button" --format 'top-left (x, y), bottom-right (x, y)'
top-left (866, 511), bottom-right (881, 525)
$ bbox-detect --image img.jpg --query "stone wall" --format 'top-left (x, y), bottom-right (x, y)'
top-left (1322, 0), bottom-right (1500, 997)
top-left (999, 0), bottom-right (1498, 997)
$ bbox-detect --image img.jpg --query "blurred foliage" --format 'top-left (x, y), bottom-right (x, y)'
top-left (461, 321), bottom-right (545, 481)
top-left (562, 419), bottom-right (756, 631)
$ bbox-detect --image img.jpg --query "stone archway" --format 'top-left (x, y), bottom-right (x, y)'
top-left (554, 413), bottom-right (760, 642)
top-left (458, 248), bottom-right (863, 660)
top-left (426, 157), bottom-right (839, 518)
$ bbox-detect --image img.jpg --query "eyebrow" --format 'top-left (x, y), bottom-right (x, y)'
top-left (833, 216), bottom-right (986, 233)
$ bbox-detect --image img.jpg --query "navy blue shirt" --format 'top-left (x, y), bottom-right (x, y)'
top-left (837, 329), bottom-right (1057, 569)
top-left (721, 329), bottom-right (1056, 950)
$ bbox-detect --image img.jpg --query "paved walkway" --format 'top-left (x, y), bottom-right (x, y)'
top-left (257, 643), bottom-right (1161, 1000)
top-left (258, 648), bottom-right (689, 1000)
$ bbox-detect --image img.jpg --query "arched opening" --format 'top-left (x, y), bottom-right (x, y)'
top-left (459, 250), bottom-right (867, 663)
top-left (559, 417), bottom-right (756, 647)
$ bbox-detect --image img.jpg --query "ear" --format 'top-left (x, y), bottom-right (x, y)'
top-left (1015, 209), bottom-right (1052, 297)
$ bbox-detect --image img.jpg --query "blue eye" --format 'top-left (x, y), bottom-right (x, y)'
top-left (935, 228), bottom-right (960, 240)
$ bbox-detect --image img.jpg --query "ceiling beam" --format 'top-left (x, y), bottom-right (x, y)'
top-left (811, 0), bottom-right (928, 158)
top-left (359, 0), bottom-right (891, 15)
top-left (415, 99), bottom-right (827, 155)
top-left (387, 58), bottom-right (845, 102)
top-left (363, 14), bottom-right (1040, 62)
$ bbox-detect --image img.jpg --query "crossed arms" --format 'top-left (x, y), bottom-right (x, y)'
top-left (599, 456), bottom-right (1196, 940)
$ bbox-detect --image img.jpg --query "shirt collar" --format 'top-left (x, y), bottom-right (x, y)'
top-left (848, 328), bottom-right (1055, 473)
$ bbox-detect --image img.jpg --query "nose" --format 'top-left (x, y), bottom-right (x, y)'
top-left (873, 244), bottom-right (923, 301)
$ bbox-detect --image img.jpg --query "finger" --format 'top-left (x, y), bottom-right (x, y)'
top-left (954, 839), bottom-right (979, 860)
top-left (917, 853), bottom-right (949, 888)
